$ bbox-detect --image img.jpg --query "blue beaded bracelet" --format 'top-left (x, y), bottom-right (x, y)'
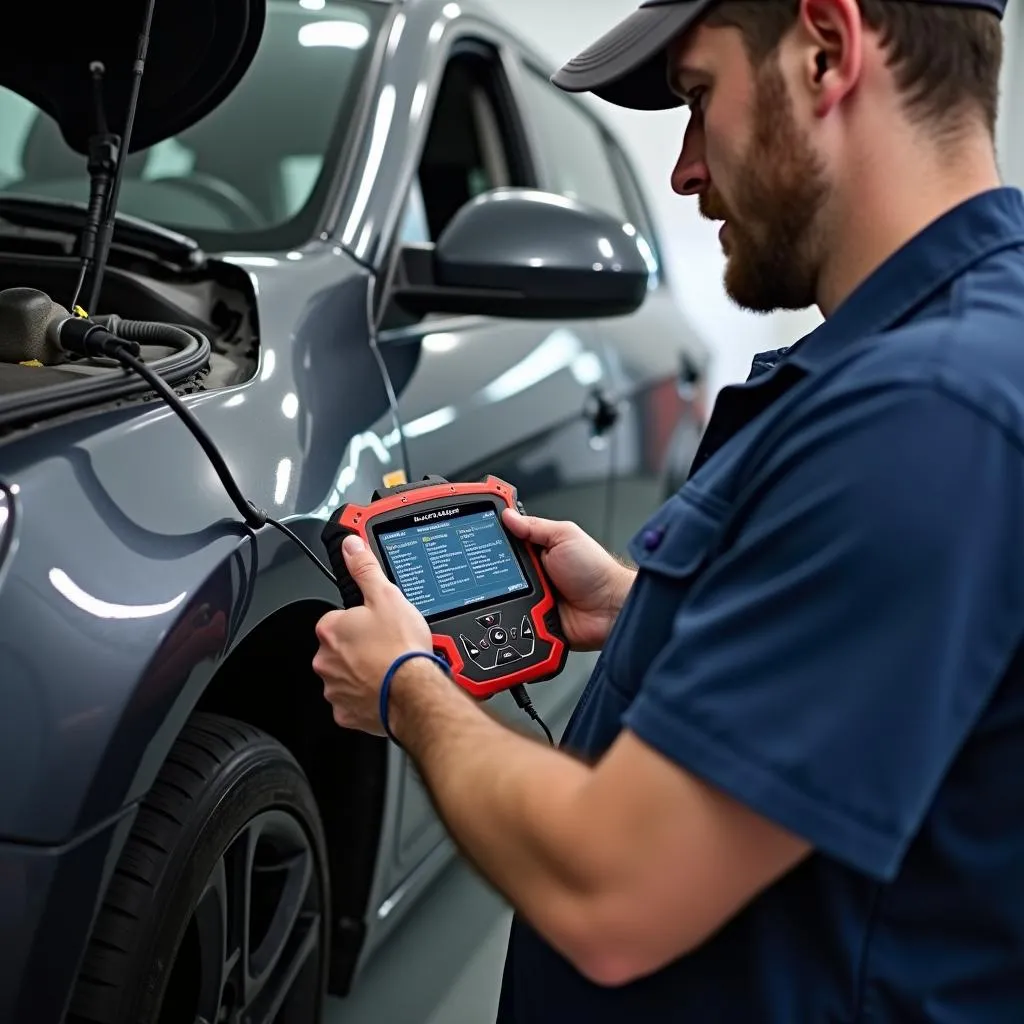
top-left (379, 650), bottom-right (451, 745)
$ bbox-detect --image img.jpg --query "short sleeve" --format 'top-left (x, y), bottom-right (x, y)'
top-left (622, 383), bottom-right (1024, 881)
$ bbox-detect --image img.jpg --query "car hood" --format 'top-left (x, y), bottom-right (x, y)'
top-left (0, 0), bottom-right (266, 155)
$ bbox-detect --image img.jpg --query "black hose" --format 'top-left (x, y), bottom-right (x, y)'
top-left (107, 318), bottom-right (196, 352)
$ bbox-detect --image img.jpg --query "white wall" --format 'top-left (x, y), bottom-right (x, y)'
top-left (487, 0), bottom-right (1024, 400)
top-left (998, 0), bottom-right (1024, 189)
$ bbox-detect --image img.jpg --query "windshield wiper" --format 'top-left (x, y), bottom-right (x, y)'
top-left (0, 194), bottom-right (206, 270)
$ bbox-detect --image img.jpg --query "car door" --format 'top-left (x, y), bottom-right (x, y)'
top-left (374, 34), bottom-right (617, 878)
top-left (512, 60), bottom-right (711, 557)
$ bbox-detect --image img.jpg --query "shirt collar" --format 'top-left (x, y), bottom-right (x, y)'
top-left (748, 186), bottom-right (1024, 379)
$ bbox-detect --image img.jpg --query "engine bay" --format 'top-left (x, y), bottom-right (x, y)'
top-left (0, 0), bottom-right (272, 441)
top-left (0, 249), bottom-right (259, 432)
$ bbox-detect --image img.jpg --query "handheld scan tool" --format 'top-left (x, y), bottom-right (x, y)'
top-left (321, 475), bottom-right (568, 700)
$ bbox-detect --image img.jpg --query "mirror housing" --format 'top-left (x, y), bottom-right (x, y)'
top-left (387, 188), bottom-right (651, 324)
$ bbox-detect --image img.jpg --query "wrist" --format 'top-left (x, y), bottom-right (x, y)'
top-left (608, 559), bottom-right (637, 615)
top-left (386, 656), bottom-right (458, 743)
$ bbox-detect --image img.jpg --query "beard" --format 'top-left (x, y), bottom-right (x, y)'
top-left (700, 56), bottom-right (829, 314)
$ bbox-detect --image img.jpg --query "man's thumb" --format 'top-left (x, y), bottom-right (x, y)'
top-left (342, 534), bottom-right (386, 595)
top-left (502, 507), bottom-right (556, 548)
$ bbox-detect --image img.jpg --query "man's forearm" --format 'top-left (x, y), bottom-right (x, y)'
top-left (388, 661), bottom-right (604, 955)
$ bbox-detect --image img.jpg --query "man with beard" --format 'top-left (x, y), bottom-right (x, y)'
top-left (313, 0), bottom-right (1024, 1020)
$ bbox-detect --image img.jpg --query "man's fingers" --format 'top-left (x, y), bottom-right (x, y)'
top-left (342, 534), bottom-right (390, 597)
top-left (502, 508), bottom-right (561, 548)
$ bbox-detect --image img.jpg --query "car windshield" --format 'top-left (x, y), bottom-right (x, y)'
top-left (0, 0), bottom-right (386, 252)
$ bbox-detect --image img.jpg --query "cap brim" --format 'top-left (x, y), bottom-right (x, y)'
top-left (551, 0), bottom-right (717, 111)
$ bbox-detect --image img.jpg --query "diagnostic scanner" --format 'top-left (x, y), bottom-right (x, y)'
top-left (321, 475), bottom-right (569, 699)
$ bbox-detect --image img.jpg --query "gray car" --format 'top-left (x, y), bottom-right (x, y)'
top-left (0, 0), bottom-right (708, 1020)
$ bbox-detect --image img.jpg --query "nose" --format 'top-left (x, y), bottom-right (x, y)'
top-left (671, 115), bottom-right (708, 196)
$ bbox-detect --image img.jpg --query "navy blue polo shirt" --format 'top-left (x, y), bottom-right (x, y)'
top-left (496, 186), bottom-right (1024, 1023)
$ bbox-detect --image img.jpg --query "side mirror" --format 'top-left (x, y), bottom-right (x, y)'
top-left (387, 188), bottom-right (651, 323)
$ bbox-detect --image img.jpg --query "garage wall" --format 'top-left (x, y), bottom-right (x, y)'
top-left (998, 1), bottom-right (1024, 191)
top-left (486, 0), bottom-right (1024, 401)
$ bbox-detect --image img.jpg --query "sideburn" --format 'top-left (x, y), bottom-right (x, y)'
top-left (724, 58), bottom-right (830, 312)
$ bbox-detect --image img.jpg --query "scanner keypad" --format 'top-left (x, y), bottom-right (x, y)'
top-left (461, 613), bottom-right (537, 671)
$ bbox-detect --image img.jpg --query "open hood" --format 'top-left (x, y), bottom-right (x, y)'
top-left (0, 0), bottom-right (266, 155)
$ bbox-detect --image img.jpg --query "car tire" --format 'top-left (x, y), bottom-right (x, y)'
top-left (67, 712), bottom-right (330, 1024)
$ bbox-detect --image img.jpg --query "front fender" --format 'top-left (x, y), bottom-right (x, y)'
top-left (0, 252), bottom-right (399, 846)
top-left (0, 440), bottom-right (393, 847)
top-left (119, 515), bottom-right (348, 818)
top-left (0, 474), bottom-right (341, 846)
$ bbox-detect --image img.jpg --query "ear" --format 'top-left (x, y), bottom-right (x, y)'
top-left (796, 0), bottom-right (863, 118)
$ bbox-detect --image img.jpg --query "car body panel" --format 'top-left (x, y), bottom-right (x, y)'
top-left (0, 0), bottom-right (708, 1018)
top-left (0, 810), bottom-right (137, 1024)
top-left (0, 247), bottom-right (382, 844)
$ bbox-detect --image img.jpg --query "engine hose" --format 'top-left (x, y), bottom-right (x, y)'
top-left (106, 318), bottom-right (197, 353)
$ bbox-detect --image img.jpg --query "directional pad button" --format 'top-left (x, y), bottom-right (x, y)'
top-left (461, 633), bottom-right (497, 670)
top-left (515, 615), bottom-right (536, 657)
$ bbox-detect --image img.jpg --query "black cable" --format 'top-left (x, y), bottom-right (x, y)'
top-left (86, 336), bottom-right (338, 587)
top-left (371, 337), bottom-right (412, 480)
top-left (113, 347), bottom-right (266, 527)
top-left (510, 684), bottom-right (555, 746)
top-left (366, 274), bottom-right (413, 482)
top-left (263, 517), bottom-right (338, 588)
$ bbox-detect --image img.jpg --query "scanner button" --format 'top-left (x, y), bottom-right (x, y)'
top-left (476, 613), bottom-right (501, 629)
top-left (489, 627), bottom-right (508, 647)
top-left (497, 647), bottom-right (522, 665)
top-left (517, 617), bottom-right (536, 656)
top-left (462, 635), bottom-right (499, 671)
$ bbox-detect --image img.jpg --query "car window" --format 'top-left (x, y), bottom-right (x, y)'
top-left (0, 0), bottom-right (387, 251)
top-left (517, 65), bottom-right (629, 222)
top-left (400, 48), bottom-right (525, 245)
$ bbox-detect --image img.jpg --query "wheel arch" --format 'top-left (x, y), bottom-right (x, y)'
top-left (194, 598), bottom-right (390, 996)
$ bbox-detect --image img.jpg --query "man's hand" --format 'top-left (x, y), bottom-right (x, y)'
top-left (313, 534), bottom-right (435, 735)
top-left (502, 508), bottom-right (635, 651)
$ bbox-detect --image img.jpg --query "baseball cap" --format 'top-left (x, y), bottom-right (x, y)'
top-left (551, 0), bottom-right (1008, 110)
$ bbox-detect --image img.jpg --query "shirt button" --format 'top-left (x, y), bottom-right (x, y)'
top-left (642, 527), bottom-right (665, 551)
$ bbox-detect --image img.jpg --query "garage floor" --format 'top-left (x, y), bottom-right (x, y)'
top-left (325, 854), bottom-right (512, 1024)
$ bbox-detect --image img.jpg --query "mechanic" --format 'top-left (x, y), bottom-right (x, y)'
top-left (313, 0), bottom-right (1024, 1019)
